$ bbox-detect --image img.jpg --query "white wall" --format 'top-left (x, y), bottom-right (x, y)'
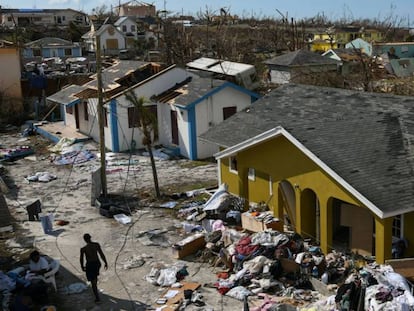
top-left (113, 67), bottom-right (192, 151)
top-left (195, 87), bottom-right (252, 159)
top-left (270, 70), bottom-right (291, 84)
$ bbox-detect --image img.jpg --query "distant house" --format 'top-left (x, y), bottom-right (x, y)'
top-left (113, 1), bottom-right (156, 17)
top-left (373, 42), bottom-right (414, 59)
top-left (335, 26), bottom-right (383, 47)
top-left (264, 49), bottom-right (339, 84)
top-left (0, 8), bottom-right (89, 28)
top-left (23, 37), bottom-right (82, 59)
top-left (345, 38), bottom-right (372, 56)
top-left (155, 77), bottom-right (260, 159)
top-left (322, 48), bottom-right (367, 75)
top-left (186, 57), bottom-right (260, 90)
top-left (201, 83), bottom-right (414, 264)
top-left (114, 16), bottom-right (138, 48)
top-left (82, 24), bottom-right (126, 55)
top-left (389, 58), bottom-right (414, 78)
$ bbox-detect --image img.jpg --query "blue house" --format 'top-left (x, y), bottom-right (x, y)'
top-left (373, 42), bottom-right (414, 58)
top-left (23, 37), bottom-right (82, 59)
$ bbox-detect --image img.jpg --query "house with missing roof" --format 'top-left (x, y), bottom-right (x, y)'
top-left (200, 83), bottom-right (414, 264)
top-left (322, 48), bottom-right (369, 76)
top-left (44, 60), bottom-right (259, 159)
top-left (45, 61), bottom-right (195, 152)
top-left (155, 77), bottom-right (260, 160)
top-left (264, 49), bottom-right (339, 84)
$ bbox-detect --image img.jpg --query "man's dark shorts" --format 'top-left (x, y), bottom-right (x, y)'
top-left (85, 261), bottom-right (101, 281)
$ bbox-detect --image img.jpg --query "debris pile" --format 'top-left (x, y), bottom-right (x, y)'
top-left (169, 184), bottom-right (414, 310)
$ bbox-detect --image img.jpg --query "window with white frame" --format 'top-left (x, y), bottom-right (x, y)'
top-left (248, 168), bottom-right (255, 181)
top-left (229, 156), bottom-right (238, 173)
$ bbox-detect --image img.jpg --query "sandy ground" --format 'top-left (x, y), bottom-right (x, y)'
top-left (1, 131), bottom-right (245, 311)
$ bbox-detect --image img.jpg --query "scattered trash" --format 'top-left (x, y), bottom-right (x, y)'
top-left (52, 150), bottom-right (95, 165)
top-left (145, 262), bottom-right (188, 287)
top-left (113, 213), bottom-right (132, 225)
top-left (61, 282), bottom-right (88, 295)
top-left (55, 220), bottom-right (69, 226)
top-left (25, 172), bottom-right (57, 182)
top-left (0, 146), bottom-right (35, 162)
top-left (122, 255), bottom-right (146, 269)
top-left (160, 201), bottom-right (178, 209)
top-left (137, 229), bottom-right (170, 247)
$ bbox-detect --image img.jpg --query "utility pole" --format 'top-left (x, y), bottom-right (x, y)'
top-left (96, 34), bottom-right (107, 197)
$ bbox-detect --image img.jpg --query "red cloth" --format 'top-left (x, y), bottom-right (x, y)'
top-left (235, 236), bottom-right (259, 256)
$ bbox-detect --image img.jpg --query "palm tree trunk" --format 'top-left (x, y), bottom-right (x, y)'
top-left (146, 144), bottom-right (160, 198)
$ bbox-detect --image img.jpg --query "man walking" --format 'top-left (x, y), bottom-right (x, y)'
top-left (80, 233), bottom-right (108, 303)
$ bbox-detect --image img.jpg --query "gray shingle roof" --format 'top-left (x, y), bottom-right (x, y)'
top-left (201, 83), bottom-right (414, 217)
top-left (47, 85), bottom-right (85, 104)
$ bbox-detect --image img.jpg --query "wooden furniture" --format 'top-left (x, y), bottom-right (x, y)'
top-left (241, 212), bottom-right (282, 232)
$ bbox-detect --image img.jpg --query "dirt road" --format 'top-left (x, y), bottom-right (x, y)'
top-left (1, 131), bottom-right (244, 310)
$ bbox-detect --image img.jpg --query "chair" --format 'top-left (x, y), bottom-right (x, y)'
top-left (43, 259), bottom-right (60, 292)
top-left (31, 259), bottom-right (60, 292)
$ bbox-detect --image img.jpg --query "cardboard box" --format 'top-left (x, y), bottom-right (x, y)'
top-left (172, 233), bottom-right (206, 259)
top-left (241, 212), bottom-right (282, 232)
top-left (149, 282), bottom-right (201, 311)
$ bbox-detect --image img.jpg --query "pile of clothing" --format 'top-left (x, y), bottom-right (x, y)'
top-left (193, 226), bottom-right (414, 311)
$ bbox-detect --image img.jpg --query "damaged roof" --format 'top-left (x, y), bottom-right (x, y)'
top-left (264, 49), bottom-right (340, 67)
top-left (153, 76), bottom-right (260, 109)
top-left (153, 77), bottom-right (225, 107)
top-left (47, 85), bottom-right (85, 104)
top-left (200, 83), bottom-right (414, 218)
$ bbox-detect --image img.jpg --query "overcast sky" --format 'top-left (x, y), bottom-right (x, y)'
top-left (1, 0), bottom-right (413, 24)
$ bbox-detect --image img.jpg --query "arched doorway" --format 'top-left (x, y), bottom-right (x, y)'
top-left (278, 180), bottom-right (296, 230)
top-left (301, 189), bottom-right (319, 243)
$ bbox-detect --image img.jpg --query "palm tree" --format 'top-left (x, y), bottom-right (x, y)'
top-left (125, 91), bottom-right (161, 198)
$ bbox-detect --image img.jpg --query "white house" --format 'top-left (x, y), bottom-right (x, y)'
top-left (0, 8), bottom-right (89, 28)
top-left (45, 60), bottom-right (260, 159)
top-left (114, 16), bottom-right (138, 49)
top-left (82, 24), bottom-right (126, 55)
top-left (155, 76), bottom-right (260, 159)
top-left (46, 61), bottom-right (193, 152)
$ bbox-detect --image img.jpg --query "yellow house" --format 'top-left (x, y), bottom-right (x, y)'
top-left (201, 83), bottom-right (414, 264)
top-left (335, 26), bottom-right (384, 47)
